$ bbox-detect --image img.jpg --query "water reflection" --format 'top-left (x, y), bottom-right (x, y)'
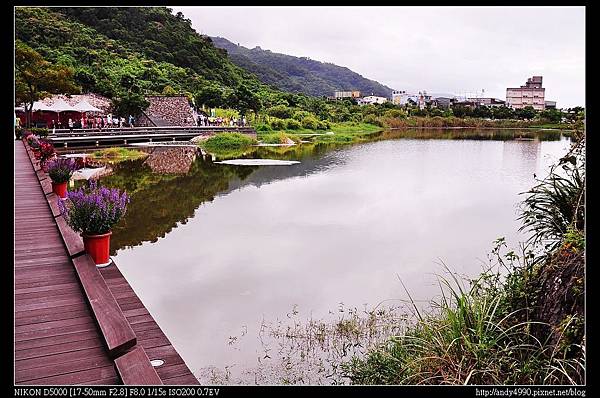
top-left (144, 146), bottom-right (198, 174)
top-left (92, 129), bottom-right (571, 384)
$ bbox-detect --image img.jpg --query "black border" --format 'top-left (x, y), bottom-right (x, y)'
top-left (5, 3), bottom-right (592, 397)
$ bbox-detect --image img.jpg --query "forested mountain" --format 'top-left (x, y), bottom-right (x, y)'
top-left (14, 6), bottom-right (390, 122)
top-left (211, 36), bottom-right (393, 98)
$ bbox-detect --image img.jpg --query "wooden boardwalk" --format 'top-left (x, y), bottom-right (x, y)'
top-left (48, 125), bottom-right (257, 148)
top-left (14, 140), bottom-right (198, 385)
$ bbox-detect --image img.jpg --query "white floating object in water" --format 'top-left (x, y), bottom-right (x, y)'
top-left (325, 131), bottom-right (335, 135)
top-left (215, 159), bottom-right (300, 166)
top-left (71, 167), bottom-right (106, 180)
top-left (255, 143), bottom-right (296, 147)
top-left (62, 153), bottom-right (89, 158)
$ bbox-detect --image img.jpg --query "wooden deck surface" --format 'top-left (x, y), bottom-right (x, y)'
top-left (14, 140), bottom-right (198, 385)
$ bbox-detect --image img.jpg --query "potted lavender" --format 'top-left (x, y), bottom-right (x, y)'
top-left (58, 180), bottom-right (130, 267)
top-left (45, 157), bottom-right (78, 199)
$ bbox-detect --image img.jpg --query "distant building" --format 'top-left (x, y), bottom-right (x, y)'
top-left (433, 97), bottom-right (456, 109)
top-left (334, 90), bottom-right (361, 100)
top-left (358, 95), bottom-right (388, 105)
top-left (416, 91), bottom-right (432, 110)
top-left (453, 100), bottom-right (479, 109)
top-left (466, 97), bottom-right (506, 108)
top-left (544, 100), bottom-right (557, 109)
top-left (392, 90), bottom-right (421, 106)
top-left (506, 76), bottom-right (546, 110)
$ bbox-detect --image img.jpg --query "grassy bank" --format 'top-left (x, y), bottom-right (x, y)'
top-left (90, 147), bottom-right (148, 163)
top-left (199, 132), bottom-right (257, 151)
top-left (257, 122), bottom-right (383, 145)
top-left (379, 116), bottom-right (575, 129)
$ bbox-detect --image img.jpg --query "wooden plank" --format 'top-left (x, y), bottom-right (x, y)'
top-left (46, 193), bottom-right (62, 217)
top-left (72, 255), bottom-right (137, 357)
top-left (40, 177), bottom-right (53, 195)
top-left (19, 365), bottom-right (117, 385)
top-left (16, 346), bottom-right (109, 371)
top-left (15, 330), bottom-right (102, 352)
top-left (36, 168), bottom-right (47, 181)
top-left (15, 337), bottom-right (104, 361)
top-left (55, 215), bottom-right (85, 257)
top-left (15, 355), bottom-right (113, 383)
top-left (114, 346), bottom-right (163, 385)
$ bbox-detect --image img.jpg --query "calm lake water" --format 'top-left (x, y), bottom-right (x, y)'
top-left (93, 130), bottom-right (571, 384)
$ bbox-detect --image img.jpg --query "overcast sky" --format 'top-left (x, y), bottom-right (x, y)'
top-left (172, 6), bottom-right (585, 107)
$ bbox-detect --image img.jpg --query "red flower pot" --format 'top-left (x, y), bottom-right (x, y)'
top-left (83, 231), bottom-right (112, 267)
top-left (51, 181), bottom-right (68, 199)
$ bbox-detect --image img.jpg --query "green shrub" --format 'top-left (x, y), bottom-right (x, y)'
top-left (383, 109), bottom-right (407, 119)
top-left (267, 105), bottom-right (293, 119)
top-left (317, 120), bottom-right (330, 130)
top-left (292, 110), bottom-right (312, 121)
top-left (260, 132), bottom-right (299, 144)
top-left (301, 116), bottom-right (319, 130)
top-left (286, 119), bottom-right (302, 130)
top-left (363, 114), bottom-right (379, 125)
top-left (255, 123), bottom-right (272, 131)
top-left (201, 132), bottom-right (257, 151)
top-left (269, 118), bottom-right (287, 130)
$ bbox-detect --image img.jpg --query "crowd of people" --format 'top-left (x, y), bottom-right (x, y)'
top-left (50, 114), bottom-right (137, 131)
top-left (196, 114), bottom-right (247, 127)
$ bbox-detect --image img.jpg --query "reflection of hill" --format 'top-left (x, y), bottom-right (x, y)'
top-left (108, 158), bottom-right (256, 254)
top-left (106, 144), bottom-right (345, 253)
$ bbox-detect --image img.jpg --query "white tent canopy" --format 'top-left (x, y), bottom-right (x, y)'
top-left (72, 100), bottom-right (102, 113)
top-left (47, 98), bottom-right (78, 112)
top-left (31, 101), bottom-right (55, 111)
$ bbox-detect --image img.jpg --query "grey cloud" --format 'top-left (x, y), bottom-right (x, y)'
top-left (173, 6), bottom-right (584, 107)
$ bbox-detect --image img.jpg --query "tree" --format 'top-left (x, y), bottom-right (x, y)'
top-left (111, 92), bottom-right (149, 118)
top-left (15, 40), bottom-right (80, 127)
top-left (472, 105), bottom-right (492, 119)
top-left (539, 108), bottom-right (563, 124)
top-left (491, 106), bottom-right (514, 120)
top-left (162, 85), bottom-right (177, 95)
top-left (230, 84), bottom-right (261, 115)
top-left (514, 106), bottom-right (537, 120)
top-left (193, 83), bottom-right (225, 108)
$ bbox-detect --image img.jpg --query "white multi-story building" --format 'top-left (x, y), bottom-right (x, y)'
top-left (506, 76), bottom-right (546, 110)
top-left (358, 95), bottom-right (388, 105)
top-left (392, 90), bottom-right (423, 106)
top-left (334, 90), bottom-right (361, 99)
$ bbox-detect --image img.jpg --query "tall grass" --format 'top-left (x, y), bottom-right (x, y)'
top-left (344, 132), bottom-right (586, 385)
top-left (518, 135), bottom-right (585, 254)
top-left (344, 246), bottom-right (584, 385)
top-left (382, 117), bottom-right (540, 129)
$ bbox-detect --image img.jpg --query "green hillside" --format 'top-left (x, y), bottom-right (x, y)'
top-left (15, 7), bottom-right (265, 100)
top-left (15, 6), bottom-right (393, 127)
top-left (211, 36), bottom-right (394, 97)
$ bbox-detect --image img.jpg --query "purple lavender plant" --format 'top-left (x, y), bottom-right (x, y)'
top-left (58, 179), bottom-right (130, 235)
top-left (46, 157), bottom-right (79, 183)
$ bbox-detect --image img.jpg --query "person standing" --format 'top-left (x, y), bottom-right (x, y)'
top-left (242, 116), bottom-right (247, 126)
top-left (68, 118), bottom-right (74, 133)
top-left (129, 114), bottom-right (133, 127)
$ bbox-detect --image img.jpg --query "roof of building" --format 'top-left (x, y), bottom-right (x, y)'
top-left (38, 93), bottom-right (112, 113)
